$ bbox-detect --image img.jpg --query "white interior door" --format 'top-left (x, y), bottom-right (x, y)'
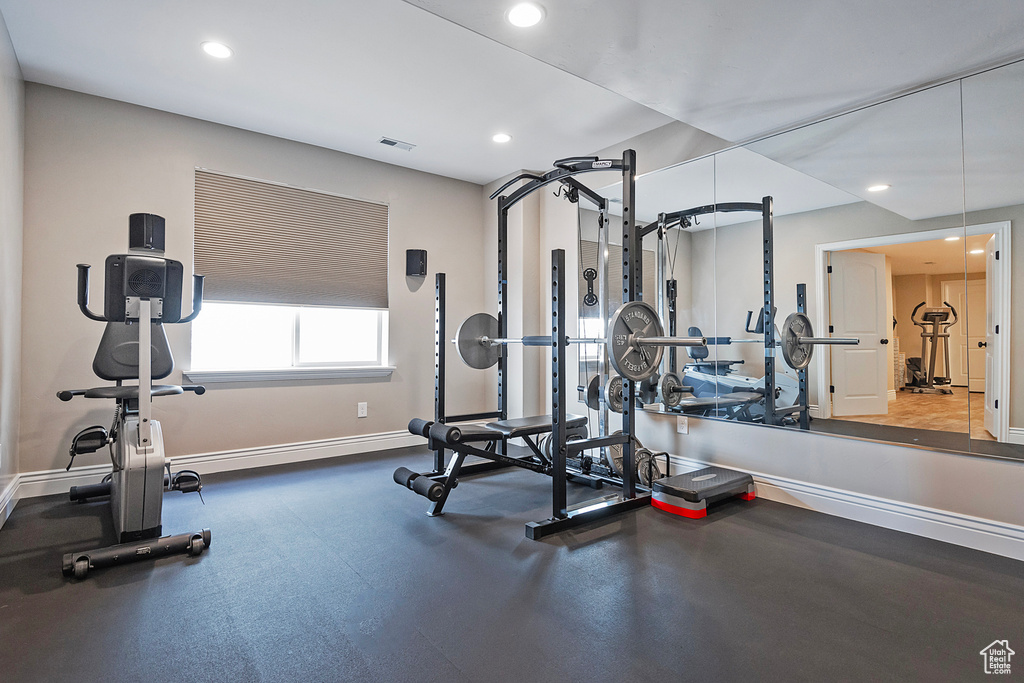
top-left (942, 279), bottom-right (986, 390)
top-left (965, 280), bottom-right (987, 393)
top-left (984, 236), bottom-right (998, 437)
top-left (829, 250), bottom-right (889, 416)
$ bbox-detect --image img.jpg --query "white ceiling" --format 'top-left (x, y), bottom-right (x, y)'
top-left (861, 234), bottom-right (993, 276)
top-left (404, 0), bottom-right (1024, 143)
top-left (745, 82), bottom-right (965, 221)
top-left (0, 0), bottom-right (670, 185)
top-left (1, 0), bottom-right (1023, 194)
top-left (599, 147), bottom-right (860, 225)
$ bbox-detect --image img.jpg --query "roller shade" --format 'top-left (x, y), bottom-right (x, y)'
top-left (579, 241), bottom-right (656, 314)
top-left (194, 170), bottom-right (389, 308)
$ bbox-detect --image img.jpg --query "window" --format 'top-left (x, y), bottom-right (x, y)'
top-left (190, 303), bottom-right (388, 372)
top-left (186, 170), bottom-right (391, 382)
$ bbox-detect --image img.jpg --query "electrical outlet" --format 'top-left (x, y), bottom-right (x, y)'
top-left (676, 416), bottom-right (688, 434)
top-left (357, 402), bottom-right (368, 418)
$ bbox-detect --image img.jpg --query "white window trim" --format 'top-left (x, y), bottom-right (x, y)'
top-left (183, 366), bottom-right (395, 384)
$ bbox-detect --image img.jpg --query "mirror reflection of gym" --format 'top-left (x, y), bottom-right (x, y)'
top-left (823, 232), bottom-right (994, 442)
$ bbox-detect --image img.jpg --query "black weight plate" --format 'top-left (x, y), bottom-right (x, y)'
top-left (782, 312), bottom-right (813, 370)
top-left (455, 313), bottom-right (500, 369)
top-left (659, 371), bottom-right (684, 408)
top-left (605, 375), bottom-right (623, 413)
top-left (607, 300), bottom-right (664, 382)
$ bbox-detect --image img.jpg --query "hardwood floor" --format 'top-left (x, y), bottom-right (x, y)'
top-left (830, 386), bottom-right (994, 440)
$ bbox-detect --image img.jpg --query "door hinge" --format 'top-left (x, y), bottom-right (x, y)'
top-left (996, 324), bottom-right (1000, 334)
top-left (996, 250), bottom-right (1000, 260)
top-left (830, 385), bottom-right (835, 393)
top-left (827, 265), bottom-right (833, 273)
top-left (828, 325), bottom-right (834, 334)
top-left (995, 399), bottom-right (999, 409)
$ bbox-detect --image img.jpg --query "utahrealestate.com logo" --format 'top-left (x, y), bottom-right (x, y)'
top-left (980, 640), bottom-right (1014, 675)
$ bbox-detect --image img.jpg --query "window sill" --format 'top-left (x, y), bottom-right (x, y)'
top-left (183, 366), bottom-right (395, 384)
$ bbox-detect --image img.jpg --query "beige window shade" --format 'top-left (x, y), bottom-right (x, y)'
top-left (194, 171), bottom-right (389, 308)
top-left (578, 241), bottom-right (656, 314)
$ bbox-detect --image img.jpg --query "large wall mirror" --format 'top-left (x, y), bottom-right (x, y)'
top-left (586, 59), bottom-right (1023, 461)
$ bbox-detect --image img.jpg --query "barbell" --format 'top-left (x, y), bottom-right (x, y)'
top-left (454, 301), bottom-right (859, 382)
top-left (779, 312), bottom-right (859, 370)
top-left (455, 301), bottom-right (705, 382)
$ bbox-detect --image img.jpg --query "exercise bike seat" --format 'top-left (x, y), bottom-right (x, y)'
top-left (687, 326), bottom-right (744, 375)
top-left (92, 321), bottom-right (174, 381)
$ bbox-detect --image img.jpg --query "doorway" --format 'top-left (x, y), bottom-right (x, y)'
top-left (814, 221), bottom-right (1010, 444)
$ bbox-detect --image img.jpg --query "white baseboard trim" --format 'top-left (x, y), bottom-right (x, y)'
top-left (1007, 428), bottom-right (1024, 446)
top-left (667, 453), bottom-right (1024, 562)
top-left (18, 463), bottom-right (112, 500)
top-left (0, 474), bottom-right (19, 525)
top-left (170, 430), bottom-right (422, 476)
top-left (10, 430), bottom-right (422, 504)
top-left (888, 389), bottom-right (898, 401)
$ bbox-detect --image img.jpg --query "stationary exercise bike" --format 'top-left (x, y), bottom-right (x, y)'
top-left (58, 213), bottom-right (211, 578)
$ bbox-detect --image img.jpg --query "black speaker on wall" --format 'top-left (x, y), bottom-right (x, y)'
top-left (406, 249), bottom-right (427, 276)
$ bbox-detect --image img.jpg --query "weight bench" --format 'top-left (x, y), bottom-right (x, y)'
top-left (674, 391), bottom-right (762, 420)
top-left (651, 466), bottom-right (755, 519)
top-left (395, 414), bottom-right (595, 516)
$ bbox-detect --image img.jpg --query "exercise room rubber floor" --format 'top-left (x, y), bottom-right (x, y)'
top-left (2, 447), bottom-right (1022, 683)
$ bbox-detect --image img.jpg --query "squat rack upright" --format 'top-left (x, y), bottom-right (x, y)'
top-left (489, 150), bottom-right (650, 536)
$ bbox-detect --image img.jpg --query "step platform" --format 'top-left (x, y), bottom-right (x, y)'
top-left (651, 466), bottom-right (755, 519)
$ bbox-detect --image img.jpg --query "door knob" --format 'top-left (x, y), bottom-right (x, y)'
top-left (978, 341), bottom-right (988, 348)
top-left (880, 338), bottom-right (889, 345)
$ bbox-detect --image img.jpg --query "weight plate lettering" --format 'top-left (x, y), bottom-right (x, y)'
top-left (605, 375), bottom-right (623, 414)
top-left (607, 300), bottom-right (664, 382)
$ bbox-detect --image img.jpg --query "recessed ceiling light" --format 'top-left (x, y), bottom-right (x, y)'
top-left (945, 236), bottom-right (960, 241)
top-left (506, 3), bottom-right (545, 27)
top-left (969, 249), bottom-right (984, 254)
top-left (492, 133), bottom-right (512, 143)
top-left (201, 41), bottom-right (233, 59)
top-left (866, 184), bottom-right (890, 192)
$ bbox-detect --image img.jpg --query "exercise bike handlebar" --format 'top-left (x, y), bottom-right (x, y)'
top-left (178, 274), bottom-right (205, 323)
top-left (78, 264), bottom-right (204, 324)
top-left (76, 264), bottom-right (107, 322)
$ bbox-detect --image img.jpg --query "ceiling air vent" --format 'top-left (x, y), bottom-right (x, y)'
top-left (378, 137), bottom-right (415, 151)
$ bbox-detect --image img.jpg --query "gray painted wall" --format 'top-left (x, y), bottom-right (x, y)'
top-left (20, 84), bottom-right (490, 473)
top-left (0, 11), bottom-right (23, 506)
